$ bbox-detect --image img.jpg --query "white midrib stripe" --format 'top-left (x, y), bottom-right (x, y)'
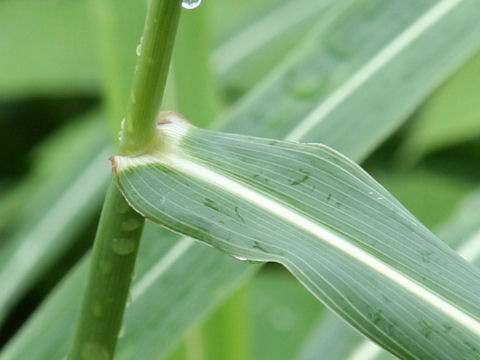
top-left (131, 153), bottom-right (480, 337)
top-left (345, 225), bottom-right (480, 360)
top-left (286, 0), bottom-right (463, 142)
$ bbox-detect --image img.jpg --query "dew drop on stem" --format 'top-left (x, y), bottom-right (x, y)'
top-left (121, 218), bottom-right (141, 232)
top-left (111, 238), bottom-right (135, 255)
top-left (81, 342), bottom-right (109, 360)
top-left (100, 260), bottom-right (113, 275)
top-left (287, 70), bottom-right (325, 99)
top-left (182, 0), bottom-right (202, 10)
top-left (91, 300), bottom-right (104, 318)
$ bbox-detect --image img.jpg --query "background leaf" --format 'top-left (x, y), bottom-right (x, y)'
top-left (397, 51), bottom-right (480, 165)
top-left (220, 0), bottom-right (480, 161)
top-left (212, 0), bottom-right (337, 94)
top-left (0, 0), bottom-right (99, 97)
top-left (0, 112), bottom-right (109, 326)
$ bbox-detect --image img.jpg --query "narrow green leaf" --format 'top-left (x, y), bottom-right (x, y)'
top-left (297, 187), bottom-right (480, 360)
top-left (213, 0), bottom-right (336, 92)
top-left (221, 0), bottom-right (480, 161)
top-left (439, 188), bottom-right (480, 267)
top-left (175, 268), bottom-right (325, 360)
top-left (297, 313), bottom-right (388, 360)
top-left (115, 115), bottom-right (480, 359)
top-left (247, 270), bottom-right (325, 360)
top-left (398, 51), bottom-right (480, 165)
top-left (0, 112), bottom-right (109, 326)
top-left (199, 282), bottom-right (251, 360)
top-left (0, 0), bottom-right (315, 99)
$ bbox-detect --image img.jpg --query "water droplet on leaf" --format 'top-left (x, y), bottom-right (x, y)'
top-left (100, 260), bottom-right (113, 275)
top-left (121, 218), bottom-right (141, 232)
top-left (136, 43), bottom-right (142, 56)
top-left (287, 70), bottom-right (325, 99)
top-left (91, 301), bottom-right (104, 318)
top-left (182, 0), bottom-right (202, 10)
top-left (234, 256), bottom-right (248, 262)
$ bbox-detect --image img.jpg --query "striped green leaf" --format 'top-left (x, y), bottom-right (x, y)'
top-left (297, 188), bottom-right (480, 360)
top-left (212, 0), bottom-right (336, 92)
top-left (398, 51), bottom-right (480, 165)
top-left (222, 0), bottom-right (480, 161)
top-left (114, 113), bottom-right (480, 359)
top-left (0, 112), bottom-right (109, 326)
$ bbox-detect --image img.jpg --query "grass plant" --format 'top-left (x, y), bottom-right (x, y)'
top-left (1, 1), bottom-right (480, 360)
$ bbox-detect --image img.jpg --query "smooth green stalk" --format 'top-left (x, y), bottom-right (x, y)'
top-left (121, 0), bottom-right (182, 154)
top-left (68, 182), bottom-right (144, 360)
top-left (69, 1), bottom-right (182, 359)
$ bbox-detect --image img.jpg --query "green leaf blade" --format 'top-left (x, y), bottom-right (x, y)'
top-left (0, 113), bottom-right (110, 325)
top-left (297, 187), bottom-right (480, 360)
top-left (223, 0), bottom-right (480, 161)
top-left (115, 119), bottom-right (480, 359)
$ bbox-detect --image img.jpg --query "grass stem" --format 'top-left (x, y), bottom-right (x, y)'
top-left (121, 0), bottom-right (182, 155)
top-left (69, 1), bottom-right (182, 359)
top-left (68, 182), bottom-right (144, 360)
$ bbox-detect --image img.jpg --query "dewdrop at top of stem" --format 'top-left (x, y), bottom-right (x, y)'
top-left (182, 0), bottom-right (202, 10)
